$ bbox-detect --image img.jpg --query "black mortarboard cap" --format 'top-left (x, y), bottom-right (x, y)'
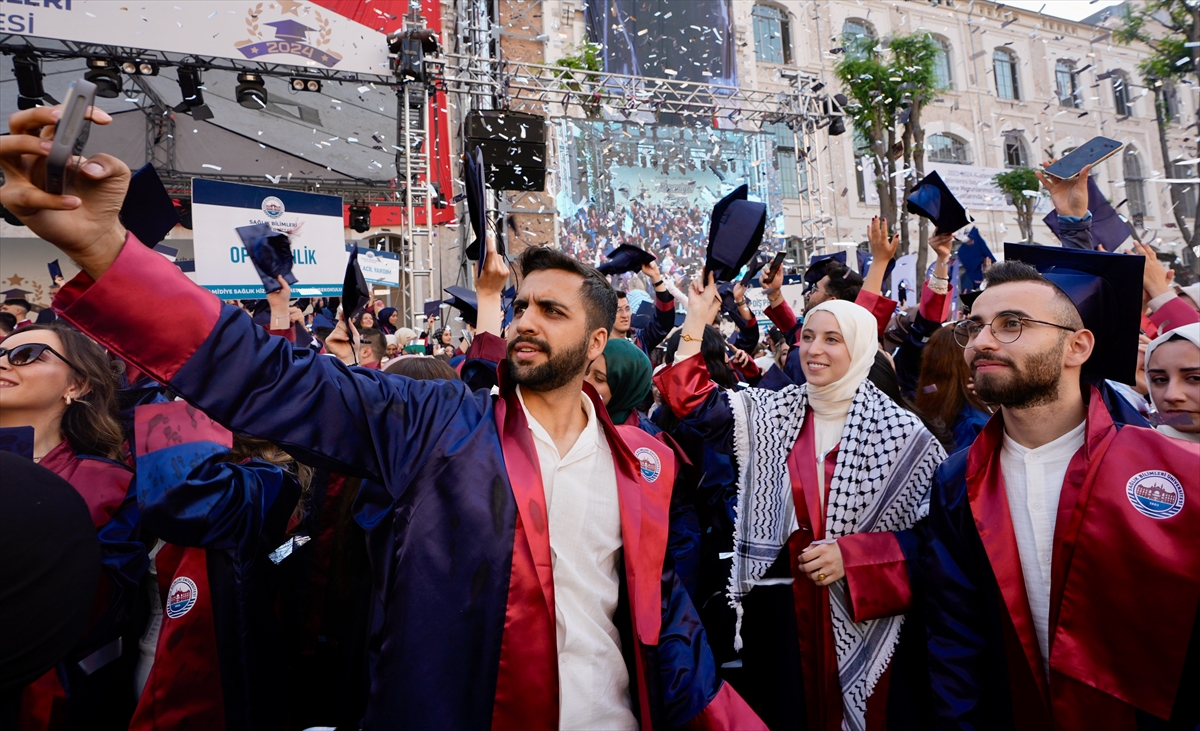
top-left (1042, 176), bottom-right (1131, 252)
top-left (630, 300), bottom-right (654, 331)
top-left (706, 184), bottom-right (767, 282)
top-left (312, 313), bottom-right (335, 331)
top-left (424, 299), bottom-right (443, 320)
top-left (959, 289), bottom-right (983, 314)
top-left (48, 260), bottom-right (63, 281)
top-left (237, 223), bottom-right (297, 294)
top-left (803, 251), bottom-right (847, 285)
top-left (598, 244), bottom-right (657, 275)
top-left (906, 170), bottom-right (971, 235)
top-left (462, 147), bottom-right (501, 276)
top-left (341, 247), bottom-right (370, 323)
top-left (443, 286), bottom-right (479, 328)
top-left (957, 227), bottom-right (995, 289)
top-left (121, 164), bottom-right (181, 247)
top-left (265, 19), bottom-right (316, 42)
top-left (1003, 243), bottom-right (1142, 385)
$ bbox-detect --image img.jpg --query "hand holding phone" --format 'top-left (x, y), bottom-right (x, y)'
top-left (1042, 136), bottom-right (1123, 181)
top-left (45, 80), bottom-right (98, 196)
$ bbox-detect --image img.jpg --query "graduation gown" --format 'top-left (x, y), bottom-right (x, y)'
top-left (53, 233), bottom-right (764, 731)
top-left (654, 356), bottom-right (933, 731)
top-left (20, 443), bottom-right (146, 731)
top-left (921, 387), bottom-right (1200, 730)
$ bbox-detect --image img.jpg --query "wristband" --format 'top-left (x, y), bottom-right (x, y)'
top-left (653, 279), bottom-right (664, 287)
top-left (735, 299), bottom-right (747, 307)
top-left (931, 273), bottom-right (950, 281)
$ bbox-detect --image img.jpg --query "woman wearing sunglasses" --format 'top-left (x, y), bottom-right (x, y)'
top-left (2, 324), bottom-right (148, 730)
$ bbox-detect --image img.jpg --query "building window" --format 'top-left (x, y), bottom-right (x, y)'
top-left (928, 133), bottom-right (971, 164)
top-left (932, 37), bottom-right (953, 90)
top-left (1004, 136), bottom-right (1028, 168)
top-left (753, 4), bottom-right (791, 65)
top-left (1056, 60), bottom-right (1079, 108)
top-left (843, 19), bottom-right (875, 61)
top-left (1113, 71), bottom-right (1132, 117)
top-left (767, 122), bottom-right (802, 198)
top-left (1124, 149), bottom-right (1146, 221)
top-left (1173, 159), bottom-right (1197, 221)
top-left (853, 125), bottom-right (872, 201)
top-left (1160, 80), bottom-right (1181, 120)
top-left (993, 49), bottom-right (1020, 100)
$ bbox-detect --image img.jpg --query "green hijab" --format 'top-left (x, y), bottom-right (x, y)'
top-left (601, 338), bottom-right (653, 425)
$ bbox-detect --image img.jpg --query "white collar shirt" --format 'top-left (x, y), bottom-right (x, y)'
top-left (1000, 419), bottom-right (1087, 676)
top-left (516, 388), bottom-right (637, 731)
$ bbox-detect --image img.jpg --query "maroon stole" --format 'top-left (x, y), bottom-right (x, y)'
top-left (966, 388), bottom-right (1200, 728)
top-left (488, 383), bottom-right (676, 730)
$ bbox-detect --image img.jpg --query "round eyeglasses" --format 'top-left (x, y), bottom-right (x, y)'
top-left (952, 315), bottom-right (1077, 348)
top-left (0, 342), bottom-right (86, 376)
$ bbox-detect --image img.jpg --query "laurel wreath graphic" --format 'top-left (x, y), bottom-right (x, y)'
top-left (315, 10), bottom-right (332, 48)
top-left (239, 2), bottom-right (265, 44)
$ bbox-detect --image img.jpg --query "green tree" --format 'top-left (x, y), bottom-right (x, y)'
top-left (992, 168), bottom-right (1042, 244)
top-left (553, 41), bottom-right (605, 119)
top-left (835, 32), bottom-right (943, 291)
top-left (1114, 0), bottom-right (1199, 260)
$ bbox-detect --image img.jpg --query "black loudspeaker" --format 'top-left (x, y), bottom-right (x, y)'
top-left (464, 110), bottom-right (547, 191)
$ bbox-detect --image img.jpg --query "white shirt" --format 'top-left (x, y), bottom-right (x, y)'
top-left (517, 388), bottom-right (637, 731)
top-left (1000, 420), bottom-right (1087, 675)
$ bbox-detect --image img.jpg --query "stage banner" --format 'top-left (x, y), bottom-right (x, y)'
top-left (192, 178), bottom-right (345, 299)
top-left (346, 244), bottom-right (400, 287)
top-left (3, 1), bottom-right (389, 76)
top-left (556, 119), bottom-right (782, 283)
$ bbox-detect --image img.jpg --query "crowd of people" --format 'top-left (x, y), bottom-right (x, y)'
top-left (1, 102), bottom-right (1198, 731)
top-left (560, 199), bottom-right (717, 283)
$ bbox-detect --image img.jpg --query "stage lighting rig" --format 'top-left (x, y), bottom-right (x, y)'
top-left (826, 94), bottom-right (848, 136)
top-left (85, 58), bottom-right (122, 98)
top-left (388, 28), bottom-right (439, 83)
top-left (174, 67), bottom-right (214, 121)
top-left (236, 71), bottom-right (267, 109)
top-left (289, 77), bottom-right (322, 93)
top-left (12, 56), bottom-right (51, 110)
top-left (121, 60), bottom-right (159, 76)
top-left (349, 203), bottom-right (372, 233)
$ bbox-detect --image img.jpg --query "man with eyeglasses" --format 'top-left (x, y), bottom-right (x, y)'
top-left (610, 259), bottom-right (676, 357)
top-left (921, 215), bottom-right (1200, 725)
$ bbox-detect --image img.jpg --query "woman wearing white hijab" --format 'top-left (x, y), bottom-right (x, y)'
top-left (655, 276), bottom-right (946, 731)
top-left (1145, 323), bottom-right (1200, 443)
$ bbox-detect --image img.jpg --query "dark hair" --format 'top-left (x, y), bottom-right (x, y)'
top-left (701, 325), bottom-right (740, 389)
top-left (353, 310), bottom-right (376, 330)
top-left (824, 262), bottom-right (863, 302)
top-left (915, 325), bottom-right (989, 435)
top-left (18, 324), bottom-right (125, 461)
top-left (616, 291), bottom-right (628, 301)
top-left (517, 246), bottom-right (618, 334)
top-left (4, 298), bottom-right (32, 314)
top-left (767, 327), bottom-right (785, 346)
top-left (0, 311), bottom-right (16, 335)
top-left (980, 260), bottom-right (1083, 329)
top-left (384, 356), bottom-right (460, 380)
top-left (313, 326), bottom-right (333, 343)
top-left (359, 327), bottom-right (386, 362)
top-left (869, 350), bottom-right (954, 450)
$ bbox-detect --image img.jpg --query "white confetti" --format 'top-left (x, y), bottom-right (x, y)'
top-left (202, 164), bottom-right (222, 170)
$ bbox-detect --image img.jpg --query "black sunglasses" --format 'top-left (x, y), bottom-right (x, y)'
top-left (0, 342), bottom-right (86, 376)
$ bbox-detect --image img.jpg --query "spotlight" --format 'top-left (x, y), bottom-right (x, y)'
top-left (349, 204), bottom-right (372, 233)
top-left (235, 71), bottom-right (267, 109)
top-left (289, 77), bottom-right (322, 93)
top-left (828, 116), bottom-right (846, 136)
top-left (13, 56), bottom-right (46, 110)
top-left (173, 67), bottom-right (214, 121)
top-left (121, 60), bottom-right (158, 75)
top-left (85, 58), bottom-right (122, 99)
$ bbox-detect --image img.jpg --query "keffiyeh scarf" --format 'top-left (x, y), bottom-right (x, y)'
top-left (727, 379), bottom-right (945, 731)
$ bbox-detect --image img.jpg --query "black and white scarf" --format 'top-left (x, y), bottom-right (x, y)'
top-left (727, 379), bottom-right (945, 731)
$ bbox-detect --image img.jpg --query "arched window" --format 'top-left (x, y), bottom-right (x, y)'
top-left (766, 122), bottom-right (802, 198)
top-left (932, 36), bottom-right (953, 90)
top-left (1056, 60), bottom-right (1079, 108)
top-left (1112, 71), bottom-right (1132, 117)
top-left (843, 19), bottom-right (875, 61)
top-left (1004, 135), bottom-right (1028, 168)
top-left (1124, 149), bottom-right (1147, 221)
top-left (753, 4), bottom-right (792, 65)
top-left (927, 133), bottom-right (971, 164)
top-left (993, 49), bottom-right (1020, 100)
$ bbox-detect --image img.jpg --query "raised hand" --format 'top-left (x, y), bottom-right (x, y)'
top-left (1134, 240), bottom-right (1174, 300)
top-left (0, 105), bottom-right (130, 277)
top-left (642, 259), bottom-right (663, 285)
top-left (930, 232), bottom-right (954, 263)
top-left (868, 216), bottom-right (900, 264)
top-left (1035, 162), bottom-right (1091, 219)
top-left (476, 232), bottom-right (511, 298)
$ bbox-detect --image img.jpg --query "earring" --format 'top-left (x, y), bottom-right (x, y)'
top-left (65, 395), bottom-right (73, 406)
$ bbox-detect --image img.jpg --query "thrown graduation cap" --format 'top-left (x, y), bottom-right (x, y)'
top-left (957, 227), bottom-right (995, 290)
top-left (462, 147), bottom-right (501, 277)
top-left (1003, 243), bottom-right (1142, 385)
top-left (443, 286), bottom-right (479, 328)
top-left (120, 164), bottom-right (181, 247)
top-left (706, 185), bottom-right (767, 282)
top-left (237, 223), bottom-right (297, 294)
top-left (1042, 176), bottom-right (1131, 252)
top-left (342, 247), bottom-right (370, 324)
top-left (598, 244), bottom-right (657, 276)
top-left (803, 251), bottom-right (847, 285)
top-left (906, 171), bottom-right (972, 235)
top-left (47, 260), bottom-right (63, 281)
top-left (423, 300), bottom-right (443, 320)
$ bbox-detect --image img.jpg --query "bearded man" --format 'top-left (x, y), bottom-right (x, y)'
top-left (0, 103), bottom-right (763, 731)
top-left (921, 253), bottom-right (1200, 730)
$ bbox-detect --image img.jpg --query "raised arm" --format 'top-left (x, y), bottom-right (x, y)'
top-left (641, 259), bottom-right (677, 353)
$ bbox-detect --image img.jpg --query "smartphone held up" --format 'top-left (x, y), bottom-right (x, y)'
top-left (44, 79), bottom-right (97, 196)
top-left (1042, 136), bottom-right (1123, 181)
